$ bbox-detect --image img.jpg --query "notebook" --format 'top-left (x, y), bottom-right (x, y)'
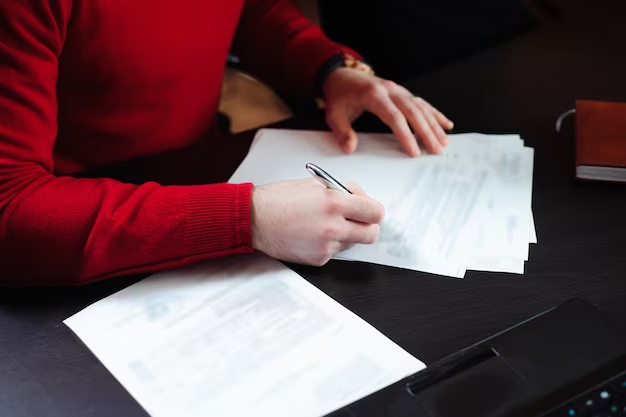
top-left (575, 100), bottom-right (626, 183)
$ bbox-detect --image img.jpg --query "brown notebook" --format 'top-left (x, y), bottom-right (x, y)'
top-left (576, 99), bottom-right (626, 182)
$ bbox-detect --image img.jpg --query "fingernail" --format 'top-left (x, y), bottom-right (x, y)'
top-left (348, 135), bottom-right (359, 152)
top-left (343, 140), bottom-right (356, 153)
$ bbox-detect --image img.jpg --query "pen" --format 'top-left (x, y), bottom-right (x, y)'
top-left (305, 163), bottom-right (352, 194)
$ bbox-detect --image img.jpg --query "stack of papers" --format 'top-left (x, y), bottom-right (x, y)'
top-left (229, 129), bottom-right (536, 278)
top-left (65, 255), bottom-right (424, 417)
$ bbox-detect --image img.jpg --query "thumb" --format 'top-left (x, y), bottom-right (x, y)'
top-left (326, 106), bottom-right (358, 153)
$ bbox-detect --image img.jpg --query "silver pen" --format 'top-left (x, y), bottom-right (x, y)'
top-left (305, 163), bottom-right (352, 194)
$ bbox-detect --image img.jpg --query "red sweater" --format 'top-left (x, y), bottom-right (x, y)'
top-left (0, 0), bottom-right (357, 286)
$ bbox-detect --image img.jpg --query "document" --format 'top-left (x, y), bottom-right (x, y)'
top-left (64, 254), bottom-right (424, 417)
top-left (467, 256), bottom-right (525, 274)
top-left (450, 134), bottom-right (535, 272)
top-left (236, 129), bottom-right (536, 277)
top-left (335, 153), bottom-right (491, 278)
top-left (232, 129), bottom-right (496, 278)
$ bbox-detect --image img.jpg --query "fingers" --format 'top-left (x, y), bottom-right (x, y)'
top-left (341, 222), bottom-right (380, 245)
top-left (388, 82), bottom-right (414, 97)
top-left (328, 191), bottom-right (385, 224)
top-left (326, 106), bottom-right (358, 153)
top-left (365, 88), bottom-right (420, 157)
top-left (343, 181), bottom-right (369, 197)
top-left (339, 242), bottom-right (355, 252)
top-left (312, 239), bottom-right (356, 267)
top-left (323, 220), bottom-right (379, 245)
top-left (325, 76), bottom-right (453, 158)
top-left (412, 97), bottom-right (449, 146)
top-left (385, 81), bottom-right (454, 132)
top-left (393, 95), bottom-right (444, 154)
top-left (416, 97), bottom-right (454, 130)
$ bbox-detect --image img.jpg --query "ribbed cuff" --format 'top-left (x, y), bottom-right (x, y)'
top-left (183, 183), bottom-right (254, 257)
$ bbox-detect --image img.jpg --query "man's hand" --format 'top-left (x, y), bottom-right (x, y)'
top-left (250, 179), bottom-right (385, 266)
top-left (323, 68), bottom-right (454, 157)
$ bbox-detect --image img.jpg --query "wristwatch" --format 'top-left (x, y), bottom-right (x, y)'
top-left (313, 51), bottom-right (374, 98)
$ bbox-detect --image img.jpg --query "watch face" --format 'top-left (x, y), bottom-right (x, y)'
top-left (343, 52), bottom-right (375, 75)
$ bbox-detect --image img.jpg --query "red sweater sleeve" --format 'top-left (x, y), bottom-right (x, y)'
top-left (0, 1), bottom-right (254, 286)
top-left (232, 0), bottom-right (362, 96)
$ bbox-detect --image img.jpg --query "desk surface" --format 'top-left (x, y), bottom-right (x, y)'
top-left (2, 3), bottom-right (626, 417)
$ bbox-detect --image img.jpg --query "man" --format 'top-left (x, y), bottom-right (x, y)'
top-left (0, 0), bottom-right (453, 286)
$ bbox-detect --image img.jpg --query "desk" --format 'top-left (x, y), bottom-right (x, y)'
top-left (2, 2), bottom-right (626, 416)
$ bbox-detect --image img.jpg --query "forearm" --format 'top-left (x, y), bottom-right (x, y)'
top-left (0, 171), bottom-right (253, 286)
top-left (232, 0), bottom-right (361, 96)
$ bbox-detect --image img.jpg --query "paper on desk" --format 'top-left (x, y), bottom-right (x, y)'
top-left (529, 211), bottom-right (537, 244)
top-left (249, 132), bottom-right (538, 252)
top-left (64, 255), bottom-right (424, 417)
top-left (467, 256), bottom-right (525, 274)
top-left (491, 136), bottom-right (536, 248)
top-left (341, 153), bottom-right (495, 277)
top-left (231, 129), bottom-right (497, 278)
top-left (453, 134), bottom-right (535, 273)
top-left (241, 129), bottom-right (538, 276)
top-left (450, 134), bottom-right (533, 254)
top-left (427, 133), bottom-right (535, 271)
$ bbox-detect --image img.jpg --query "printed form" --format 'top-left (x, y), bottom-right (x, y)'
top-left (234, 129), bottom-right (536, 278)
top-left (65, 255), bottom-right (424, 417)
top-left (233, 130), bottom-right (498, 278)
top-left (449, 134), bottom-right (535, 273)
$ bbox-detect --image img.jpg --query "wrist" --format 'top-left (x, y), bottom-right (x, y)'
top-left (313, 51), bottom-right (374, 99)
top-left (250, 186), bottom-right (267, 252)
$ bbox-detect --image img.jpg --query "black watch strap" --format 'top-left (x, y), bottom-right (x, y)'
top-left (313, 52), bottom-right (374, 98)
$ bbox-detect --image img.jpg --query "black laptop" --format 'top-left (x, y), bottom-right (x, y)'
top-left (327, 299), bottom-right (626, 417)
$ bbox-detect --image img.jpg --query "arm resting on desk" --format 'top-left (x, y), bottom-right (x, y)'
top-left (0, 1), bottom-right (254, 286)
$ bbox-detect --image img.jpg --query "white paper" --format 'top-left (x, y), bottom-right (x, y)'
top-left (454, 134), bottom-right (534, 259)
top-left (64, 254), bottom-right (424, 417)
top-left (240, 129), bottom-right (537, 276)
top-left (466, 256), bottom-right (525, 274)
top-left (336, 153), bottom-right (493, 278)
top-left (231, 129), bottom-right (497, 278)
top-left (434, 133), bottom-right (533, 274)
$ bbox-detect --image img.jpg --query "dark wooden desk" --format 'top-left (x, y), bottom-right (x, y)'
top-left (2, 2), bottom-right (626, 416)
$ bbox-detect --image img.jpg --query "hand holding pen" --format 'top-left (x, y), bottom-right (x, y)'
top-left (249, 163), bottom-right (385, 266)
